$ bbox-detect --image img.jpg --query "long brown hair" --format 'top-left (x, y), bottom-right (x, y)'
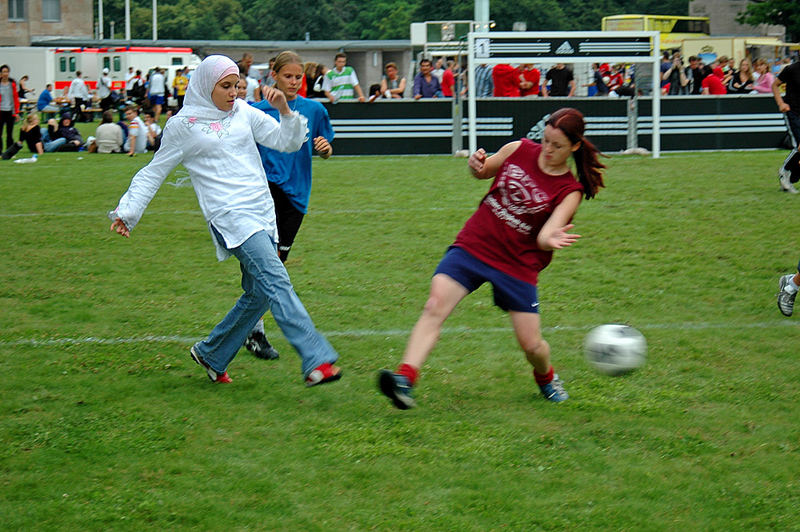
top-left (546, 107), bottom-right (606, 199)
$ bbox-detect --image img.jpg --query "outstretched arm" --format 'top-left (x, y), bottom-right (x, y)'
top-left (468, 141), bottom-right (521, 180)
top-left (536, 191), bottom-right (582, 250)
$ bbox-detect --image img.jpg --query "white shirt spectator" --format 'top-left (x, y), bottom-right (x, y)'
top-left (245, 76), bottom-right (259, 102)
top-left (149, 71), bottom-right (166, 96)
top-left (95, 122), bottom-right (123, 153)
top-left (68, 76), bottom-right (90, 101)
top-left (125, 115), bottom-right (149, 154)
top-left (97, 73), bottom-right (112, 99)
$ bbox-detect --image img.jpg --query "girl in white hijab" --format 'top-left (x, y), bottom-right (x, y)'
top-left (109, 55), bottom-right (342, 387)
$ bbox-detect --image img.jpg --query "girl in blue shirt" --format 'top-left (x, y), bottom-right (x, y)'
top-left (245, 51), bottom-right (335, 360)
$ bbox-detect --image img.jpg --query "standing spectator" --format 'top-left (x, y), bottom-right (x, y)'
top-left (473, 63), bottom-right (494, 98)
top-left (305, 63), bottom-right (327, 99)
top-left (124, 67), bottom-right (135, 98)
top-left (123, 105), bottom-right (147, 156)
top-left (440, 60), bottom-right (457, 98)
top-left (17, 75), bottom-right (34, 99)
top-left (67, 71), bottom-right (90, 122)
top-left (379, 62), bottom-right (406, 99)
top-left (688, 56), bottom-right (706, 95)
top-left (244, 69), bottom-right (261, 103)
top-left (37, 83), bottom-right (60, 113)
top-left (492, 64), bottom-right (521, 97)
top-left (663, 53), bottom-right (690, 95)
top-left (172, 67), bottom-right (189, 110)
top-left (752, 58), bottom-right (775, 94)
top-left (126, 68), bottom-right (143, 101)
top-left (701, 66), bottom-right (727, 95)
top-left (519, 64), bottom-right (541, 97)
top-left (148, 67), bottom-right (166, 122)
top-left (377, 107), bottom-right (607, 409)
top-left (0, 64), bottom-right (21, 149)
top-left (238, 52), bottom-right (257, 79)
top-left (542, 64), bottom-right (575, 97)
top-left (660, 51), bottom-right (672, 88)
top-left (47, 112), bottom-right (83, 151)
top-left (324, 53), bottom-right (365, 103)
top-left (774, 58), bottom-right (800, 193)
top-left (431, 57), bottom-right (445, 83)
top-left (588, 63), bottom-right (609, 96)
top-left (93, 110), bottom-right (124, 153)
top-left (262, 57), bottom-right (277, 88)
top-left (97, 68), bottom-right (114, 112)
top-left (413, 58), bottom-right (441, 99)
top-left (727, 58), bottom-right (755, 94)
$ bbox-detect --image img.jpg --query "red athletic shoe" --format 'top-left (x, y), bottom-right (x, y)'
top-left (216, 372), bottom-right (232, 384)
top-left (305, 363), bottom-right (342, 387)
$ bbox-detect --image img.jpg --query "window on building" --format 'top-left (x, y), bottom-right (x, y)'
top-left (103, 57), bottom-right (111, 70)
top-left (42, 0), bottom-right (60, 22)
top-left (8, 0), bottom-right (26, 21)
top-left (59, 57), bottom-right (67, 73)
top-left (171, 58), bottom-right (183, 66)
top-left (69, 57), bottom-right (76, 72)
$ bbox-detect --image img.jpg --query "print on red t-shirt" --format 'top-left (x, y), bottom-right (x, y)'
top-left (453, 139), bottom-right (583, 285)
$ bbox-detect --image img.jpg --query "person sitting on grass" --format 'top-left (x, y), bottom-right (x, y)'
top-left (108, 54), bottom-right (342, 387)
top-left (123, 105), bottom-right (148, 156)
top-left (92, 110), bottom-right (124, 153)
top-left (378, 107), bottom-right (606, 409)
top-left (47, 112), bottom-right (83, 151)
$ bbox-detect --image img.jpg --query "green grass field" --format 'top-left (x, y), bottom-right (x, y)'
top-left (1, 144), bottom-right (799, 530)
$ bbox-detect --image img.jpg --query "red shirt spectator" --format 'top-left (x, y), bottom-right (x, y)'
top-left (702, 67), bottom-right (727, 95)
top-left (492, 64), bottom-right (521, 97)
top-left (519, 65), bottom-right (540, 96)
top-left (441, 68), bottom-right (455, 97)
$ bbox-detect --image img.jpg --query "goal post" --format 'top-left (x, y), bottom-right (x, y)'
top-left (467, 31), bottom-right (661, 157)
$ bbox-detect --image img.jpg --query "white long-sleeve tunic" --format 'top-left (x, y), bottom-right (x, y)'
top-left (111, 99), bottom-right (308, 260)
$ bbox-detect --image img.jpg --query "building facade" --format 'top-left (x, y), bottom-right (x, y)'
top-left (690, 0), bottom-right (785, 38)
top-left (1, 0), bottom-right (93, 46)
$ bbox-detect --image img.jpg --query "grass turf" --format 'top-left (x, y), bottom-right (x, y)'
top-left (1, 147), bottom-right (799, 529)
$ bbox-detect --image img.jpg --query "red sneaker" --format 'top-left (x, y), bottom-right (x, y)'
top-left (305, 363), bottom-right (342, 387)
top-left (216, 372), bottom-right (232, 384)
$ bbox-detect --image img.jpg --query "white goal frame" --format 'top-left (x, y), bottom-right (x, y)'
top-left (467, 31), bottom-right (662, 157)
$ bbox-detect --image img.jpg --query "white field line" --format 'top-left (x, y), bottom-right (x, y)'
top-left (0, 196), bottom-right (768, 220)
top-left (0, 320), bottom-right (796, 348)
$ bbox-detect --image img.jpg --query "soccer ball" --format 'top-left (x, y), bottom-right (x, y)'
top-left (584, 324), bottom-right (646, 376)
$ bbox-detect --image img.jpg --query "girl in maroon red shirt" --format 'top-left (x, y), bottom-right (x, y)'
top-left (379, 108), bottom-right (606, 409)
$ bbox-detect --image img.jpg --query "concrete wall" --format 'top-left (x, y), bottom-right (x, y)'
top-left (690, 0), bottom-right (785, 38)
top-left (1, 0), bottom-right (93, 46)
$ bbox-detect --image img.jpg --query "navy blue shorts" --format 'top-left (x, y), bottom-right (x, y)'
top-left (434, 246), bottom-right (539, 313)
top-left (149, 95), bottom-right (165, 106)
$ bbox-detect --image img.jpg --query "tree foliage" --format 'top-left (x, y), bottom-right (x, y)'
top-left (99, 0), bottom-right (691, 41)
top-left (735, 0), bottom-right (800, 42)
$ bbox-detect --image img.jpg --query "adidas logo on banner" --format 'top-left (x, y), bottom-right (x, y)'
top-left (555, 41), bottom-right (574, 55)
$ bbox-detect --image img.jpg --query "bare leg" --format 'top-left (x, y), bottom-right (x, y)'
top-left (401, 274), bottom-right (469, 369)
top-left (509, 311), bottom-right (549, 374)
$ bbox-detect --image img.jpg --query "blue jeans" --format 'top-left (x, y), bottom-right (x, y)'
top-left (194, 226), bottom-right (338, 377)
top-left (40, 128), bottom-right (67, 152)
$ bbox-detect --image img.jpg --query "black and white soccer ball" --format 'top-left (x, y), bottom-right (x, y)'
top-left (584, 324), bottom-right (646, 376)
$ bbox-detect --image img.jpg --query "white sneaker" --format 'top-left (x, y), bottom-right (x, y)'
top-left (779, 168), bottom-right (799, 194)
top-left (778, 274), bottom-right (797, 317)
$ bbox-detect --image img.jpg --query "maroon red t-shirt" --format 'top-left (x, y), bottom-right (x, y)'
top-left (453, 139), bottom-right (583, 285)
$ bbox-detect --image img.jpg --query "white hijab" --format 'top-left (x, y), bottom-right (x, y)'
top-left (177, 55), bottom-right (240, 121)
